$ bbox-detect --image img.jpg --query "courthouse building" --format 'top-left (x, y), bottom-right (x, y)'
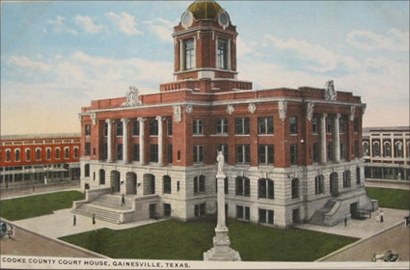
top-left (362, 126), bottom-right (410, 181)
top-left (75, 0), bottom-right (374, 227)
top-left (0, 134), bottom-right (81, 189)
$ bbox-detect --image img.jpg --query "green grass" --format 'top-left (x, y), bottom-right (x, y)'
top-left (60, 217), bottom-right (357, 261)
top-left (366, 187), bottom-right (410, 210)
top-left (0, 191), bottom-right (85, 221)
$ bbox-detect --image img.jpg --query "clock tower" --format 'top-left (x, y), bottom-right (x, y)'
top-left (160, 0), bottom-right (252, 93)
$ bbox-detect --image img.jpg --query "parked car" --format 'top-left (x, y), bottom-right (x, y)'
top-left (372, 250), bottom-right (400, 262)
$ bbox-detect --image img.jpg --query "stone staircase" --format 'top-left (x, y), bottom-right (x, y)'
top-left (309, 200), bottom-right (337, 226)
top-left (72, 194), bottom-right (133, 224)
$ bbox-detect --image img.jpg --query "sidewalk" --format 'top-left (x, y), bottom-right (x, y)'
top-left (0, 181), bottom-right (81, 200)
top-left (13, 208), bottom-right (163, 239)
top-left (296, 208), bottom-right (409, 238)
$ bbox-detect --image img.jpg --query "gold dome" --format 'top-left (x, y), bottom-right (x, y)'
top-left (187, 0), bottom-right (223, 20)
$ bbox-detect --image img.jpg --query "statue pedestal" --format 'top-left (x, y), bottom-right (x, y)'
top-left (203, 226), bottom-right (241, 261)
top-left (203, 172), bottom-right (241, 261)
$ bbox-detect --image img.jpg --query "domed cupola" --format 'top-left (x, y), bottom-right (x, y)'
top-left (181, 0), bottom-right (231, 29)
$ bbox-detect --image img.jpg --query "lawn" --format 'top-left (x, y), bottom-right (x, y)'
top-left (0, 191), bottom-right (85, 221)
top-left (60, 217), bottom-right (357, 261)
top-left (366, 187), bottom-right (410, 210)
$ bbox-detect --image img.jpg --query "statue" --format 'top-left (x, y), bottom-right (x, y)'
top-left (324, 80), bottom-right (337, 101)
top-left (122, 86), bottom-right (141, 107)
top-left (217, 151), bottom-right (225, 176)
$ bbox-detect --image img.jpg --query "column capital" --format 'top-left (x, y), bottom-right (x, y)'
top-left (335, 113), bottom-right (341, 119)
top-left (105, 119), bottom-right (114, 124)
top-left (156, 116), bottom-right (163, 122)
top-left (137, 117), bottom-right (146, 123)
top-left (321, 113), bottom-right (328, 119)
top-left (121, 118), bottom-right (130, 124)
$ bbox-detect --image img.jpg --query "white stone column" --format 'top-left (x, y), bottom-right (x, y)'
top-left (334, 114), bottom-right (341, 163)
top-left (216, 174), bottom-right (227, 230)
top-left (156, 116), bottom-right (163, 165)
top-left (106, 119), bottom-right (113, 162)
top-left (403, 135), bottom-right (407, 160)
top-left (138, 117), bottom-right (145, 164)
top-left (320, 113), bottom-right (327, 164)
top-left (391, 136), bottom-right (395, 159)
top-left (121, 118), bottom-right (129, 164)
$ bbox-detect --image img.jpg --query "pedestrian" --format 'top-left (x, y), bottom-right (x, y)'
top-left (92, 214), bottom-right (96, 225)
top-left (73, 214), bottom-right (77, 226)
top-left (380, 211), bottom-right (384, 223)
top-left (344, 217), bottom-right (347, 226)
top-left (8, 225), bottom-right (15, 240)
top-left (121, 194), bottom-right (125, 206)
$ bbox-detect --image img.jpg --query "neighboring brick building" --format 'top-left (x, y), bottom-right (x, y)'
top-left (0, 134), bottom-right (81, 189)
top-left (76, 0), bottom-right (374, 227)
top-left (362, 126), bottom-right (410, 181)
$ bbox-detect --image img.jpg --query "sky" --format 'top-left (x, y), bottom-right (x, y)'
top-left (1, 0), bottom-right (409, 135)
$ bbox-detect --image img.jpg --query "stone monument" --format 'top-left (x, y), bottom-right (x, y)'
top-left (203, 152), bottom-right (241, 261)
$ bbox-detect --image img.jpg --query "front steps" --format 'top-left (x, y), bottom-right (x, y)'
top-left (72, 194), bottom-right (133, 224)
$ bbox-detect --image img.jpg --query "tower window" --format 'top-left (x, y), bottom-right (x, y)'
top-left (183, 39), bottom-right (195, 70)
top-left (217, 38), bottom-right (229, 70)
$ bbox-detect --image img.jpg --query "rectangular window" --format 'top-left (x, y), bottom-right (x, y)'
top-left (164, 204), bottom-right (171, 217)
top-left (184, 39), bottom-right (195, 70)
top-left (235, 118), bottom-right (250, 135)
top-left (258, 145), bottom-right (274, 164)
top-left (150, 119), bottom-right (158, 136)
top-left (116, 121), bottom-right (123, 137)
top-left (193, 145), bottom-right (204, 163)
top-left (217, 38), bottom-right (228, 70)
top-left (132, 120), bottom-right (139, 136)
top-left (104, 123), bottom-right (108, 137)
top-left (133, 144), bottom-right (140, 161)
top-left (340, 143), bottom-right (346, 159)
top-left (326, 118), bottom-right (333, 134)
top-left (167, 119), bottom-right (173, 136)
top-left (312, 143), bottom-right (320, 162)
top-left (85, 125), bottom-right (91, 136)
top-left (258, 117), bottom-right (274, 134)
top-left (85, 142), bottom-right (91, 156)
top-left (117, 144), bottom-right (123, 160)
top-left (290, 144), bottom-right (298, 165)
top-left (216, 119), bottom-right (228, 134)
top-left (312, 117), bottom-right (319, 133)
top-left (236, 205), bottom-right (250, 221)
top-left (102, 143), bottom-right (108, 160)
top-left (290, 117), bottom-right (298, 134)
top-left (194, 203), bottom-right (206, 217)
top-left (150, 144), bottom-right (158, 163)
top-left (193, 119), bottom-right (204, 135)
top-left (259, 209), bottom-right (274, 224)
top-left (217, 144), bottom-right (229, 163)
top-left (339, 117), bottom-right (345, 133)
top-left (168, 144), bottom-right (173, 164)
top-left (163, 177), bottom-right (171, 194)
top-left (327, 142), bottom-right (333, 161)
top-left (194, 176), bottom-right (206, 194)
top-left (354, 118), bottom-right (359, 132)
top-left (236, 144), bottom-right (250, 164)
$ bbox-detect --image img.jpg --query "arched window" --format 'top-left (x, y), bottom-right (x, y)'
top-left (315, 175), bottom-right (324, 194)
top-left (362, 141), bottom-right (370, 156)
top-left (84, 164), bottom-right (90, 177)
top-left (372, 141), bottom-right (380, 157)
top-left (64, 147), bottom-right (70, 159)
top-left (55, 148), bottom-right (61, 160)
top-left (356, 167), bottom-right (361, 185)
top-left (25, 149), bottom-right (31, 161)
top-left (46, 148), bottom-right (52, 160)
top-left (74, 147), bottom-right (79, 159)
top-left (5, 149), bottom-right (11, 162)
top-left (395, 141), bottom-right (403, 158)
top-left (35, 148), bottom-right (41, 160)
top-left (193, 175), bottom-right (205, 194)
top-left (15, 149), bottom-right (21, 162)
top-left (235, 176), bottom-right (250, 197)
top-left (258, 178), bottom-right (274, 199)
top-left (383, 141), bottom-right (391, 157)
top-left (291, 178), bottom-right (299, 199)
top-left (343, 170), bottom-right (351, 188)
top-left (163, 175), bottom-right (172, 194)
top-left (99, 169), bottom-right (105, 185)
